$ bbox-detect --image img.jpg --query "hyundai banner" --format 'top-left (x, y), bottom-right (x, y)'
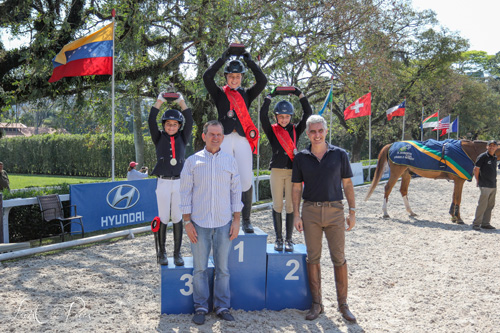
top-left (70, 179), bottom-right (159, 233)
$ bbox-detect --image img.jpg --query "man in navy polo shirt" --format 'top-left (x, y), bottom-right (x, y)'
top-left (292, 115), bottom-right (357, 323)
top-left (472, 140), bottom-right (499, 231)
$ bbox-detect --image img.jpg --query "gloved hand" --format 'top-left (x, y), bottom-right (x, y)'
top-left (157, 92), bottom-right (167, 103)
top-left (293, 87), bottom-right (302, 97)
top-left (269, 87), bottom-right (277, 98)
top-left (174, 92), bottom-right (184, 104)
top-left (222, 48), bottom-right (230, 61)
top-left (242, 51), bottom-right (252, 62)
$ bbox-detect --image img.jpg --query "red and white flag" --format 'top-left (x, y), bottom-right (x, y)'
top-left (344, 92), bottom-right (371, 120)
top-left (386, 100), bottom-right (406, 121)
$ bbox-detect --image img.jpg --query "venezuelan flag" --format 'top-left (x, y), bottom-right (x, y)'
top-left (49, 23), bottom-right (114, 83)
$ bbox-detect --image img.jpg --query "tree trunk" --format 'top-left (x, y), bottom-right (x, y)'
top-left (351, 129), bottom-right (367, 162)
top-left (133, 97), bottom-right (145, 166)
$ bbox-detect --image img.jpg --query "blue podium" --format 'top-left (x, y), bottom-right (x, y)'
top-left (159, 227), bottom-right (313, 314)
top-left (160, 257), bottom-right (214, 314)
top-left (265, 243), bottom-right (312, 311)
top-left (228, 227), bottom-right (268, 311)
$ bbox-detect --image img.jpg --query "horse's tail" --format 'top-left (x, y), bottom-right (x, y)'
top-left (365, 143), bottom-right (392, 201)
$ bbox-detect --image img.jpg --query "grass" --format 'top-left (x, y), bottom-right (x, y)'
top-left (9, 174), bottom-right (121, 190)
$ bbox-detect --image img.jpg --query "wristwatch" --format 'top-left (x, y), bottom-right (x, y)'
top-left (349, 207), bottom-right (356, 212)
top-left (183, 220), bottom-right (192, 225)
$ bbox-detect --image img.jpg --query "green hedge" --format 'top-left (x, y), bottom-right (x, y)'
top-left (0, 133), bottom-right (157, 178)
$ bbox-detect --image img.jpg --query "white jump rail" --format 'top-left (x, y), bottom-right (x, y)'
top-left (0, 225), bottom-right (149, 261)
top-left (1, 194), bottom-right (70, 244)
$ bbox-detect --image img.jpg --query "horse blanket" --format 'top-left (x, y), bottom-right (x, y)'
top-left (388, 139), bottom-right (474, 180)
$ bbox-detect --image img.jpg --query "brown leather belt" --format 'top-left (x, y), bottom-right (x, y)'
top-left (158, 176), bottom-right (180, 180)
top-left (305, 200), bottom-right (341, 207)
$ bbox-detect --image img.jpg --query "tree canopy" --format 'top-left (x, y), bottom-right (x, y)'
top-left (1, 0), bottom-right (499, 162)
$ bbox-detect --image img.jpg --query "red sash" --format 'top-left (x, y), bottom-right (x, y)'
top-left (223, 85), bottom-right (259, 154)
top-left (272, 124), bottom-right (297, 161)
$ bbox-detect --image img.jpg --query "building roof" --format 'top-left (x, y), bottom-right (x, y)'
top-left (0, 122), bottom-right (69, 138)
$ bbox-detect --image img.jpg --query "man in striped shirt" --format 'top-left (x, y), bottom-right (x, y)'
top-left (180, 120), bottom-right (243, 325)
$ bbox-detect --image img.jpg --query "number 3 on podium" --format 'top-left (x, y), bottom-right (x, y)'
top-left (180, 273), bottom-right (193, 296)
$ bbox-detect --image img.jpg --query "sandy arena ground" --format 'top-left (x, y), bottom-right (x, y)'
top-left (1, 176), bottom-right (500, 332)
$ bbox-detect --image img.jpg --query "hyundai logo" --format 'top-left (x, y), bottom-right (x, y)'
top-left (106, 185), bottom-right (140, 210)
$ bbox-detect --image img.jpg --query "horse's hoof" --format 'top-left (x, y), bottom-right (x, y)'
top-left (456, 219), bottom-right (465, 225)
top-left (451, 216), bottom-right (457, 223)
top-left (409, 213), bottom-right (417, 217)
top-left (383, 214), bottom-right (390, 219)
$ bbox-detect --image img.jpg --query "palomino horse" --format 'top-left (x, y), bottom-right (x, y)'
top-left (365, 140), bottom-right (500, 223)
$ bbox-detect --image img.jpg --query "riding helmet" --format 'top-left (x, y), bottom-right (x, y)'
top-left (161, 109), bottom-right (184, 129)
top-left (273, 100), bottom-right (294, 115)
top-left (224, 59), bottom-right (247, 74)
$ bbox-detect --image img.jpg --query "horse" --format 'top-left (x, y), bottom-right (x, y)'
top-left (365, 140), bottom-right (500, 223)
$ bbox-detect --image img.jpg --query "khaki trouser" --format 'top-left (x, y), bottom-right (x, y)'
top-left (473, 187), bottom-right (496, 227)
top-left (270, 168), bottom-right (293, 213)
top-left (302, 200), bottom-right (345, 266)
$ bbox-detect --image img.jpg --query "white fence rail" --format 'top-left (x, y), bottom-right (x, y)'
top-left (1, 162), bottom-right (386, 255)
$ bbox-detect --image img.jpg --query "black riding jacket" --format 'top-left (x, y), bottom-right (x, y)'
top-left (148, 106), bottom-right (193, 177)
top-left (260, 97), bottom-right (312, 169)
top-left (203, 57), bottom-right (267, 136)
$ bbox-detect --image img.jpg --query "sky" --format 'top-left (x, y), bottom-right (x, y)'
top-left (1, 1), bottom-right (499, 55)
top-left (411, 0), bottom-right (500, 55)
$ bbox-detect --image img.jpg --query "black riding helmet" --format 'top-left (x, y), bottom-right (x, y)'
top-left (274, 100), bottom-right (294, 115)
top-left (224, 59), bottom-right (247, 74)
top-left (161, 109), bottom-right (185, 130)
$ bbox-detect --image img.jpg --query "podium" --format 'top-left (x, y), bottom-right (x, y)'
top-left (160, 227), bottom-right (312, 314)
top-left (228, 227), bottom-right (268, 310)
top-left (265, 243), bottom-right (312, 310)
top-left (160, 257), bottom-right (214, 314)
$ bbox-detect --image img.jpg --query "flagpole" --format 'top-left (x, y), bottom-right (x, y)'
top-left (402, 98), bottom-right (406, 141)
top-left (256, 54), bottom-right (261, 201)
top-left (111, 9), bottom-right (116, 181)
top-left (436, 109), bottom-right (439, 140)
top-left (368, 89), bottom-right (372, 182)
top-left (329, 77), bottom-right (333, 143)
top-left (421, 105), bottom-right (424, 141)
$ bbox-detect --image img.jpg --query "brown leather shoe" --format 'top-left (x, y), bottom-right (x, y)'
top-left (339, 303), bottom-right (356, 322)
top-left (481, 225), bottom-right (496, 230)
top-left (306, 301), bottom-right (324, 320)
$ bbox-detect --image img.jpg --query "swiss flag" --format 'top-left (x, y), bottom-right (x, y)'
top-left (344, 92), bottom-right (371, 120)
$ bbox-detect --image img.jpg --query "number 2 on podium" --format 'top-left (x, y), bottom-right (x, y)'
top-left (285, 259), bottom-right (300, 280)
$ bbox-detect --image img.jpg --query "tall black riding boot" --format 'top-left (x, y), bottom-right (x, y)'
top-left (241, 187), bottom-right (254, 233)
top-left (285, 213), bottom-right (294, 252)
top-left (272, 209), bottom-right (283, 251)
top-left (158, 222), bottom-right (169, 266)
top-left (173, 221), bottom-right (184, 266)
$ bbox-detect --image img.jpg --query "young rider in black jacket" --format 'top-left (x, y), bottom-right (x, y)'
top-left (148, 92), bottom-right (193, 266)
top-left (259, 87), bottom-right (312, 251)
top-left (203, 48), bottom-right (267, 233)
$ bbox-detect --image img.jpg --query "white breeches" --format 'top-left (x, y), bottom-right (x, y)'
top-left (155, 178), bottom-right (182, 224)
top-left (220, 132), bottom-right (253, 191)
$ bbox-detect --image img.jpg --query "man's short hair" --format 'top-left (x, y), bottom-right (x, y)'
top-left (306, 115), bottom-right (327, 132)
top-left (203, 120), bottom-right (224, 134)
